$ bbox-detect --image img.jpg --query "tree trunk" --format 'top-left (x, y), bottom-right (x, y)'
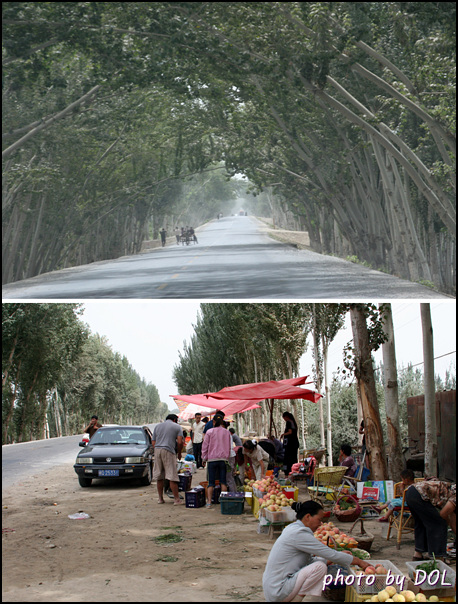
top-left (420, 303), bottom-right (437, 477)
top-left (322, 340), bottom-right (333, 466)
top-left (349, 305), bottom-right (387, 480)
top-left (312, 305), bottom-right (326, 449)
top-left (380, 304), bottom-right (404, 481)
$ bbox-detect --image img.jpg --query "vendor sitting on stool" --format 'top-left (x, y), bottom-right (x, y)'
top-left (262, 500), bottom-right (371, 602)
top-left (338, 443), bottom-right (357, 478)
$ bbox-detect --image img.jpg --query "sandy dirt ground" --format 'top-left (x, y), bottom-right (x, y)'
top-left (1, 464), bottom-right (436, 602)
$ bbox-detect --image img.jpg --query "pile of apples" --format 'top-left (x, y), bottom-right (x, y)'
top-left (368, 587), bottom-right (439, 602)
top-left (353, 564), bottom-right (389, 576)
top-left (313, 521), bottom-right (358, 548)
top-left (251, 476), bottom-right (293, 512)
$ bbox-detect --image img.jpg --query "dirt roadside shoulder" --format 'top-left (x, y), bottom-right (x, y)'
top-left (2, 465), bottom-right (269, 602)
top-left (2, 463), bottom-right (428, 602)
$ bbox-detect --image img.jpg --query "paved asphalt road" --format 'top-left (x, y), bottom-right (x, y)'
top-left (2, 424), bottom-right (158, 490)
top-left (2, 435), bottom-right (83, 490)
top-left (2, 216), bottom-right (449, 299)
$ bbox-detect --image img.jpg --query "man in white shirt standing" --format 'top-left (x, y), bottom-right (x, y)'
top-left (191, 412), bottom-right (205, 469)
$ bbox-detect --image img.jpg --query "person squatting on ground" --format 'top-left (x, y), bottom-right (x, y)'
top-left (262, 500), bottom-right (371, 602)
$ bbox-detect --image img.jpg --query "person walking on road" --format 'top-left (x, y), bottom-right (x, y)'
top-left (152, 414), bottom-right (183, 505)
top-left (160, 228), bottom-right (167, 247)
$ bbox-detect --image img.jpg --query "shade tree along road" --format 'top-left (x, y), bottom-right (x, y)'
top-left (2, 217), bottom-right (449, 299)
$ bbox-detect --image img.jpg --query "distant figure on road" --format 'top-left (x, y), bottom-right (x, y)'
top-left (174, 226), bottom-right (180, 245)
top-left (84, 415), bottom-right (102, 439)
top-left (189, 227), bottom-right (198, 243)
top-left (160, 228), bottom-right (167, 247)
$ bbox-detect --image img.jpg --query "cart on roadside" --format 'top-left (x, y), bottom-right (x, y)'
top-left (180, 229), bottom-right (198, 245)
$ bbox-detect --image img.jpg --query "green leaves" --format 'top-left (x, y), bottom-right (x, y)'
top-left (2, 303), bottom-right (164, 443)
top-left (2, 2), bottom-right (456, 289)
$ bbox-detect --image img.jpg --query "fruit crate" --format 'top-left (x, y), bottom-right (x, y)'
top-left (185, 486), bottom-right (206, 508)
top-left (178, 473), bottom-right (192, 492)
top-left (405, 559), bottom-right (456, 592)
top-left (349, 560), bottom-right (405, 595)
top-left (220, 492), bottom-right (245, 515)
top-left (344, 585), bottom-right (372, 602)
top-left (264, 506), bottom-right (296, 524)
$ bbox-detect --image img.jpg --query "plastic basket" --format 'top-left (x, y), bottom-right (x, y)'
top-left (405, 559), bottom-right (456, 591)
top-left (178, 473), bottom-right (192, 492)
top-left (349, 560), bottom-right (404, 594)
top-left (220, 492), bottom-right (245, 515)
top-left (185, 487), bottom-right (206, 508)
top-left (265, 506), bottom-right (296, 524)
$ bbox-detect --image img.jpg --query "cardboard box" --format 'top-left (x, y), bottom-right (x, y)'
top-left (357, 480), bottom-right (394, 503)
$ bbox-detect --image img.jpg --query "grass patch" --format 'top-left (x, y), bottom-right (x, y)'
top-left (153, 533), bottom-right (184, 545)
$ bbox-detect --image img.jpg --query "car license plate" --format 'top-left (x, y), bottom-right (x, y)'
top-left (99, 469), bottom-right (119, 477)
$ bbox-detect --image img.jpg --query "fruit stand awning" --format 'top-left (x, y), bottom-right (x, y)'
top-left (171, 393), bottom-right (262, 417)
top-left (204, 376), bottom-right (321, 403)
top-left (175, 402), bottom-right (218, 421)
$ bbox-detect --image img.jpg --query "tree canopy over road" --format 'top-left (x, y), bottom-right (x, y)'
top-left (2, 3), bottom-right (456, 292)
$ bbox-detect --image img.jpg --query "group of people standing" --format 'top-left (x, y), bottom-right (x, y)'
top-left (191, 410), bottom-right (302, 506)
top-left (151, 409), bottom-right (303, 509)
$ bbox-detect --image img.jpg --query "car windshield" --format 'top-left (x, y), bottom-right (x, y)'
top-left (90, 428), bottom-right (147, 445)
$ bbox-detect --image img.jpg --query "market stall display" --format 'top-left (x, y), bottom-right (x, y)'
top-left (348, 559), bottom-right (405, 595)
top-left (334, 495), bottom-right (363, 522)
top-left (405, 558), bottom-right (456, 600)
top-left (313, 520), bottom-right (359, 549)
top-left (344, 584), bottom-right (445, 602)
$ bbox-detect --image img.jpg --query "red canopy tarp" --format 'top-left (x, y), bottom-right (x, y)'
top-left (171, 393), bottom-right (262, 416)
top-left (204, 376), bottom-right (321, 403)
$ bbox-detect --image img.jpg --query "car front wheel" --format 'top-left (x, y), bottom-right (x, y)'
top-left (140, 462), bottom-right (153, 486)
top-left (78, 475), bottom-right (92, 487)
